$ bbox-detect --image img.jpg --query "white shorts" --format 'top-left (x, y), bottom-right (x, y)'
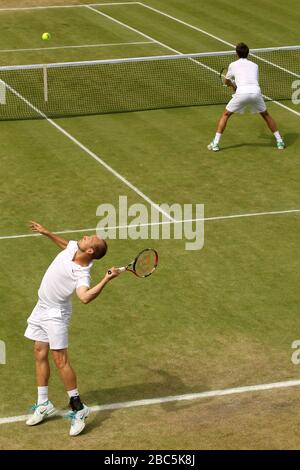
top-left (24, 301), bottom-right (72, 350)
top-left (226, 93), bottom-right (267, 114)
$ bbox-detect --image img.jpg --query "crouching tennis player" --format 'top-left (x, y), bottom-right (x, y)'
top-left (208, 42), bottom-right (285, 151)
top-left (24, 221), bottom-right (119, 436)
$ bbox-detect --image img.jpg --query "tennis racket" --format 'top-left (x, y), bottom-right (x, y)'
top-left (219, 67), bottom-right (228, 86)
top-left (108, 248), bottom-right (158, 278)
top-left (220, 66), bottom-right (236, 90)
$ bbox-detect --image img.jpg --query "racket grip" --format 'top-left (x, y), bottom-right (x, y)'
top-left (107, 267), bottom-right (126, 275)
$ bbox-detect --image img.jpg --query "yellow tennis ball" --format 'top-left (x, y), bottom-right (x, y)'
top-left (42, 32), bottom-right (51, 41)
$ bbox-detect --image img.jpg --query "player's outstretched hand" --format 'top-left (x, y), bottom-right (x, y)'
top-left (30, 221), bottom-right (49, 235)
top-left (106, 267), bottom-right (121, 280)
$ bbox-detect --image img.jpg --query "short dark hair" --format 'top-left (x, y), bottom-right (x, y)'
top-left (92, 238), bottom-right (108, 260)
top-left (236, 42), bottom-right (249, 58)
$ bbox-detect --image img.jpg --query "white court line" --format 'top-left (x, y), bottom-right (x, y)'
top-left (1, 209), bottom-right (299, 241)
top-left (1, 378), bottom-right (300, 425)
top-left (91, 2), bottom-right (139, 5)
top-left (138, 2), bottom-right (300, 118)
top-left (0, 41), bottom-right (152, 54)
top-left (0, 2), bottom-right (138, 12)
top-left (0, 80), bottom-right (174, 223)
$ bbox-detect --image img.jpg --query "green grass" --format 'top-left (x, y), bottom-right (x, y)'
top-left (0, 0), bottom-right (300, 450)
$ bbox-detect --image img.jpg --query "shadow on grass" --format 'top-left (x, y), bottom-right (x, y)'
top-left (283, 132), bottom-right (299, 146)
top-left (221, 142), bottom-right (273, 151)
top-left (221, 132), bottom-right (298, 151)
top-left (83, 367), bottom-right (209, 433)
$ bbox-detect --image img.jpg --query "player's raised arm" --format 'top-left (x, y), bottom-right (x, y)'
top-left (76, 268), bottom-right (120, 304)
top-left (30, 221), bottom-right (69, 250)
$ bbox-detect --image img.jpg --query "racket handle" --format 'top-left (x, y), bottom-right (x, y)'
top-left (107, 267), bottom-right (126, 275)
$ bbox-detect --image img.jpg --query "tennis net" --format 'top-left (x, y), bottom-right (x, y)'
top-left (0, 45), bottom-right (299, 120)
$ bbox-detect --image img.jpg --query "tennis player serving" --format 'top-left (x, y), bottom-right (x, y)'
top-left (24, 222), bottom-right (120, 436)
top-left (208, 42), bottom-right (285, 151)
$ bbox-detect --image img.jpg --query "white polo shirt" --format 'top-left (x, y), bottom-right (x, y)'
top-left (226, 58), bottom-right (261, 95)
top-left (38, 240), bottom-right (92, 307)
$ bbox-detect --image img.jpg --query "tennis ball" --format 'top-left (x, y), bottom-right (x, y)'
top-left (42, 32), bottom-right (51, 41)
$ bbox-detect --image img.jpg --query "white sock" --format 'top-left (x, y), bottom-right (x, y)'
top-left (37, 386), bottom-right (48, 405)
top-left (213, 132), bottom-right (222, 145)
top-left (274, 131), bottom-right (282, 142)
top-left (67, 388), bottom-right (80, 398)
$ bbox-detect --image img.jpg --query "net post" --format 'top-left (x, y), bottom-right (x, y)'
top-left (43, 65), bottom-right (48, 103)
top-left (0, 80), bottom-right (6, 105)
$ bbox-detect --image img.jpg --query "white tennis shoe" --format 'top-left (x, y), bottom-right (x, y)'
top-left (26, 400), bottom-right (56, 426)
top-left (207, 142), bottom-right (220, 151)
top-left (276, 140), bottom-right (285, 150)
top-left (68, 404), bottom-right (90, 436)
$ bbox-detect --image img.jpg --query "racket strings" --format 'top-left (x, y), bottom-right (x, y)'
top-left (135, 251), bottom-right (157, 277)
